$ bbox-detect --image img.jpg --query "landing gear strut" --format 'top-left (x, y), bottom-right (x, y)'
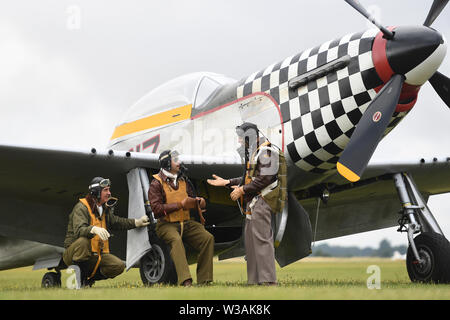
top-left (393, 173), bottom-right (450, 283)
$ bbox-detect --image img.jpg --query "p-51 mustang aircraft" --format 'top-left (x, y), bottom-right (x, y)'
top-left (1, 0), bottom-right (450, 286)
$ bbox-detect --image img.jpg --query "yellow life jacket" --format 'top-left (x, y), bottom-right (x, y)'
top-left (153, 174), bottom-right (190, 222)
top-left (79, 198), bottom-right (110, 254)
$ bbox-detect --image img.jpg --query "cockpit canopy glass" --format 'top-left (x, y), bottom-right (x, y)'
top-left (120, 72), bottom-right (236, 125)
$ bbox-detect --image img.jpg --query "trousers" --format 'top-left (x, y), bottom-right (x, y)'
top-left (156, 219), bottom-right (214, 285)
top-left (63, 237), bottom-right (125, 279)
top-left (245, 196), bottom-right (277, 284)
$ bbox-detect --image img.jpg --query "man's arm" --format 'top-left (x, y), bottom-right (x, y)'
top-left (72, 202), bottom-right (95, 239)
top-left (108, 209), bottom-right (137, 231)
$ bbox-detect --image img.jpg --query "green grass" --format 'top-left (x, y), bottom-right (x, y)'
top-left (1, 257), bottom-right (450, 300)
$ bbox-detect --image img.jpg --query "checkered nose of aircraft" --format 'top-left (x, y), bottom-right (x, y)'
top-left (385, 26), bottom-right (446, 86)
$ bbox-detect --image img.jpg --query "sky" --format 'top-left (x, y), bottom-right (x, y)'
top-left (0, 0), bottom-right (449, 249)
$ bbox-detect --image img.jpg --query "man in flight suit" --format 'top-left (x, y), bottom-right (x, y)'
top-left (63, 177), bottom-right (150, 287)
top-left (148, 150), bottom-right (214, 286)
top-left (208, 123), bottom-right (281, 285)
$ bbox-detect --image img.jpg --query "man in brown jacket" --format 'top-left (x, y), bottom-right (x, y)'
top-left (148, 150), bottom-right (214, 286)
top-left (63, 177), bottom-right (149, 287)
top-left (208, 123), bottom-right (279, 285)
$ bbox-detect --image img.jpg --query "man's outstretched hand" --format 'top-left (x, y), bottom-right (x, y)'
top-left (207, 174), bottom-right (230, 187)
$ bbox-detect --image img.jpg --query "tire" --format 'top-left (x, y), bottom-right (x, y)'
top-left (406, 232), bottom-right (450, 283)
top-left (41, 272), bottom-right (61, 288)
top-left (139, 236), bottom-right (177, 285)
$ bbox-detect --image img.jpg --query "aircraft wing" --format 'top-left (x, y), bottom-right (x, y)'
top-left (0, 143), bottom-right (242, 260)
top-left (300, 157), bottom-right (450, 241)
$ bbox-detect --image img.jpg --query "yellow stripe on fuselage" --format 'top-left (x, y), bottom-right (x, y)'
top-left (110, 104), bottom-right (192, 140)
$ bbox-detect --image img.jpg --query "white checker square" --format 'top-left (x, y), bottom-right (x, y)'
top-left (307, 55), bottom-right (318, 71)
top-left (252, 77), bottom-right (262, 92)
top-left (288, 62), bottom-right (299, 80)
top-left (283, 121), bottom-right (294, 145)
top-left (349, 73), bottom-right (366, 95)
top-left (237, 86), bottom-right (244, 98)
top-left (333, 133), bottom-right (350, 149)
top-left (335, 113), bottom-right (354, 134)
top-left (347, 39), bottom-right (360, 57)
top-left (316, 76), bottom-right (328, 88)
top-left (327, 46), bottom-right (338, 62)
top-left (328, 81), bottom-right (341, 103)
top-left (358, 51), bottom-right (374, 72)
top-left (314, 126), bottom-right (333, 149)
top-left (308, 90), bottom-right (320, 111)
top-left (294, 136), bottom-right (312, 158)
top-left (270, 70), bottom-right (280, 89)
top-left (336, 68), bottom-right (349, 80)
top-left (301, 113), bottom-right (314, 135)
top-left (341, 96), bottom-right (357, 113)
top-left (278, 86), bottom-right (290, 104)
top-left (289, 98), bottom-right (301, 119)
top-left (320, 104), bottom-right (335, 124)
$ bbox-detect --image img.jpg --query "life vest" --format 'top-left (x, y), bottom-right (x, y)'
top-left (79, 198), bottom-right (110, 254)
top-left (246, 141), bottom-right (287, 215)
top-left (153, 173), bottom-right (190, 222)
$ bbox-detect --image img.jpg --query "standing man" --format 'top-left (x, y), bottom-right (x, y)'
top-left (208, 122), bottom-right (284, 286)
top-left (148, 150), bottom-right (214, 286)
top-left (63, 177), bottom-right (150, 287)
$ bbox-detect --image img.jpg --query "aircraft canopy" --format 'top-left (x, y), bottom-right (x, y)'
top-left (120, 72), bottom-right (236, 124)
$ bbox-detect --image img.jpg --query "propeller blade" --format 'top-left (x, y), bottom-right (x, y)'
top-left (429, 71), bottom-right (450, 109)
top-left (424, 0), bottom-right (449, 27)
top-left (344, 0), bottom-right (394, 39)
top-left (337, 74), bottom-right (405, 182)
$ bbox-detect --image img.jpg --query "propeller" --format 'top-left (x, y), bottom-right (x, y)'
top-left (344, 0), bottom-right (394, 39)
top-left (337, 74), bottom-right (405, 182)
top-left (429, 71), bottom-right (450, 109)
top-left (424, 0), bottom-right (449, 27)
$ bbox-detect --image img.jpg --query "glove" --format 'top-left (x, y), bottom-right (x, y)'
top-left (90, 226), bottom-right (110, 241)
top-left (135, 215), bottom-right (150, 227)
top-left (180, 197), bottom-right (198, 210)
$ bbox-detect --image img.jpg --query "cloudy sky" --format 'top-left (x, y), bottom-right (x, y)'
top-left (0, 0), bottom-right (449, 248)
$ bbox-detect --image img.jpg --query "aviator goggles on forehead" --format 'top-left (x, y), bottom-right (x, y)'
top-left (89, 178), bottom-right (111, 190)
top-left (161, 150), bottom-right (180, 163)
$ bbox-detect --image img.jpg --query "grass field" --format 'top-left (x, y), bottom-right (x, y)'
top-left (1, 257), bottom-right (450, 300)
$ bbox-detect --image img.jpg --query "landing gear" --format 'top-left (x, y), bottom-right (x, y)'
top-left (394, 173), bottom-right (450, 283)
top-left (41, 271), bottom-right (61, 288)
top-left (406, 232), bottom-right (450, 283)
top-left (139, 236), bottom-right (177, 286)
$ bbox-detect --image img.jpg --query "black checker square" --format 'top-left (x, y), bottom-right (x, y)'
top-left (325, 120), bottom-right (344, 140)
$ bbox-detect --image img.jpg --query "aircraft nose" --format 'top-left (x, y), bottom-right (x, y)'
top-left (386, 26), bottom-right (446, 85)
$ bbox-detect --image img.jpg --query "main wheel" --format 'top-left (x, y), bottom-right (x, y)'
top-left (41, 272), bottom-right (61, 288)
top-left (406, 232), bottom-right (450, 283)
top-left (139, 236), bottom-right (177, 285)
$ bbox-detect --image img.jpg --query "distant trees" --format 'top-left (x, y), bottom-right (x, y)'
top-left (311, 239), bottom-right (407, 258)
